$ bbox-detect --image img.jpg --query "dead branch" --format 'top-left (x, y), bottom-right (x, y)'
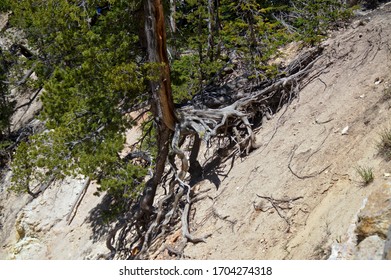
top-left (66, 177), bottom-right (91, 225)
top-left (315, 118), bottom-right (333, 124)
top-left (13, 87), bottom-right (42, 111)
top-left (256, 194), bottom-right (303, 232)
top-left (27, 173), bottom-right (55, 198)
top-left (2, 63), bottom-right (37, 87)
top-left (181, 202), bottom-right (211, 243)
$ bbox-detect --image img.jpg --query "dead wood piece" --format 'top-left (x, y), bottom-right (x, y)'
top-left (181, 203), bottom-right (211, 243)
top-left (66, 177), bottom-right (91, 225)
top-left (256, 194), bottom-right (303, 232)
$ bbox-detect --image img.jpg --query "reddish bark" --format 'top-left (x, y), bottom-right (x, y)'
top-left (140, 0), bottom-right (176, 213)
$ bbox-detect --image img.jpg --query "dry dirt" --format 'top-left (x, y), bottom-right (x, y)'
top-left (1, 4), bottom-right (391, 260)
top-left (177, 4), bottom-right (391, 260)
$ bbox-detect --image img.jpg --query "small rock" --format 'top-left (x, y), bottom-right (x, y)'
top-left (374, 78), bottom-right (383, 85)
top-left (355, 183), bottom-right (391, 240)
top-left (341, 126), bottom-right (349, 135)
top-left (354, 235), bottom-right (385, 260)
top-left (383, 225), bottom-right (391, 260)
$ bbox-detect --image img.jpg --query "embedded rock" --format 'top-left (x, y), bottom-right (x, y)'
top-left (354, 235), bottom-right (385, 260)
top-left (355, 183), bottom-right (391, 241)
top-left (383, 225), bottom-right (391, 260)
top-left (0, 12), bottom-right (9, 32)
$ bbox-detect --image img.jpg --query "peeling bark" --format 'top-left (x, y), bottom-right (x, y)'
top-left (144, 0), bottom-right (177, 131)
top-left (140, 0), bottom-right (177, 214)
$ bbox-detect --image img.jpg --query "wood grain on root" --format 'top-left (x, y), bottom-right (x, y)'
top-left (106, 46), bottom-right (324, 260)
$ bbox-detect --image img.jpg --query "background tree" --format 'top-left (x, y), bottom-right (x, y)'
top-left (8, 0), bottom-right (151, 209)
top-left (0, 48), bottom-right (13, 138)
top-left (0, 47), bottom-right (16, 168)
top-left (0, 0), bottom-right (10, 12)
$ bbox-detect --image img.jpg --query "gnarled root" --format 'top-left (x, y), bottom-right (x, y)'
top-left (105, 46), bottom-right (324, 260)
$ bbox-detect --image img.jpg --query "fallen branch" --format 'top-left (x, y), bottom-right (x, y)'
top-left (256, 194), bottom-right (303, 232)
top-left (66, 177), bottom-right (91, 225)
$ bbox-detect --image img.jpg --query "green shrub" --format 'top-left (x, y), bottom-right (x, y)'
top-left (355, 165), bottom-right (374, 185)
top-left (377, 127), bottom-right (391, 160)
top-left (291, 0), bottom-right (354, 45)
top-left (0, 0), bottom-right (10, 12)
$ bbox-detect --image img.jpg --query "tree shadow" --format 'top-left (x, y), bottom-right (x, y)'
top-left (86, 193), bottom-right (117, 243)
top-left (189, 147), bottom-right (237, 190)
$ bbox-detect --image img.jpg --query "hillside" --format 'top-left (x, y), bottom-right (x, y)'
top-left (1, 3), bottom-right (391, 260)
top-left (183, 3), bottom-right (391, 259)
top-left (182, 4), bottom-right (391, 260)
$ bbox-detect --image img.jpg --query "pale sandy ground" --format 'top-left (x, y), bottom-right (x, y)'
top-left (1, 4), bottom-right (391, 260)
top-left (182, 4), bottom-right (391, 259)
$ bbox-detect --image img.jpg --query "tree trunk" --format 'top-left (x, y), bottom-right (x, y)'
top-left (169, 0), bottom-right (176, 34)
top-left (207, 0), bottom-right (215, 62)
top-left (214, 0), bottom-right (221, 58)
top-left (197, 0), bottom-right (205, 97)
top-left (169, 0), bottom-right (180, 59)
top-left (144, 0), bottom-right (177, 131)
top-left (140, 0), bottom-right (177, 214)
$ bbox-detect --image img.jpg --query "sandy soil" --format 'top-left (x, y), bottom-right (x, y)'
top-left (180, 4), bottom-right (391, 259)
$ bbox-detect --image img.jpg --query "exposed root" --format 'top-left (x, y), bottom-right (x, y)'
top-left (181, 202), bottom-right (212, 243)
top-left (105, 46), bottom-right (324, 260)
top-left (288, 144), bottom-right (332, 180)
top-left (256, 194), bottom-right (304, 232)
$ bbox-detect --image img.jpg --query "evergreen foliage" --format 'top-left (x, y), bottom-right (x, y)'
top-left (8, 0), bottom-right (149, 200)
top-left (3, 0), bottom-right (354, 220)
top-left (290, 0), bottom-right (353, 44)
top-left (0, 48), bottom-right (13, 137)
top-left (0, 0), bottom-right (10, 12)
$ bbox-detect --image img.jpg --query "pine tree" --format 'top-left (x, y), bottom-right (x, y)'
top-left (0, 48), bottom-right (12, 138)
top-left (4, 0), bottom-right (355, 258)
top-left (8, 0), bottom-right (150, 201)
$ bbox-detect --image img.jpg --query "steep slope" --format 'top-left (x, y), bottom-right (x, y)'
top-left (1, 4), bottom-right (391, 260)
top-left (181, 4), bottom-right (391, 260)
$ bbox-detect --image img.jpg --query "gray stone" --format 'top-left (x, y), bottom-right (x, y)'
top-left (383, 225), bottom-right (391, 260)
top-left (354, 235), bottom-right (385, 260)
top-left (0, 12), bottom-right (9, 32)
top-left (355, 183), bottom-right (391, 240)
